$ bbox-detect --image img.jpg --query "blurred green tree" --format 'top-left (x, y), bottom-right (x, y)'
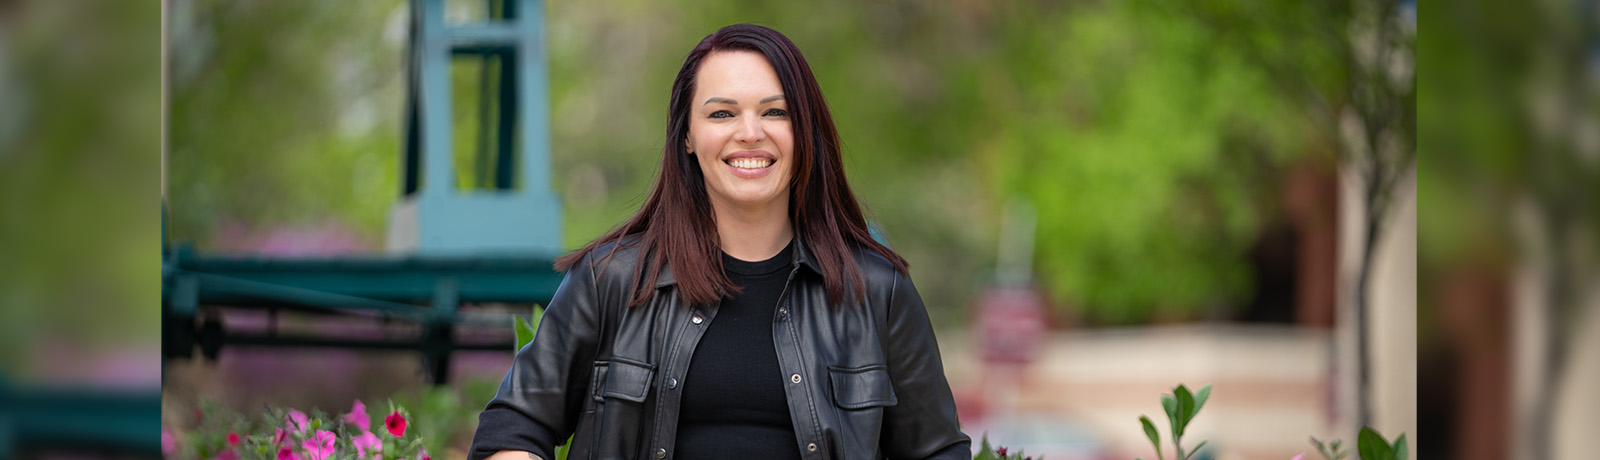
top-left (166, 0), bottom-right (1373, 329)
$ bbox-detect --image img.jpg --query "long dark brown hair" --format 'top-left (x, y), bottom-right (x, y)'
top-left (555, 23), bottom-right (907, 307)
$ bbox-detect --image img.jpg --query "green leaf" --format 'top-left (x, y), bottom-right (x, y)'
top-left (1358, 427), bottom-right (1393, 460)
top-left (1185, 440), bottom-right (1208, 460)
top-left (513, 315), bottom-right (536, 352)
top-left (1191, 384), bottom-right (1211, 421)
top-left (1140, 415), bottom-right (1163, 460)
top-left (1160, 394), bottom-right (1178, 438)
top-left (1311, 436), bottom-right (1336, 459)
top-left (555, 434), bottom-right (573, 460)
top-left (975, 433), bottom-right (996, 460)
top-left (1392, 434), bottom-right (1407, 460)
top-left (1173, 385), bottom-right (1194, 436)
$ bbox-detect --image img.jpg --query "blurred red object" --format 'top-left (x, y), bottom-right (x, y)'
top-left (977, 286), bottom-right (1047, 364)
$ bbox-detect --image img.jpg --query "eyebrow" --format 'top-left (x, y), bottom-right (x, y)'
top-left (702, 95), bottom-right (786, 106)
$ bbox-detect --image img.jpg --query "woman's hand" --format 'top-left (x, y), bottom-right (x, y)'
top-left (486, 450), bottom-right (542, 460)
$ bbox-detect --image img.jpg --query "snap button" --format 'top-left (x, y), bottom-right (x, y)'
top-left (656, 448), bottom-right (666, 458)
top-left (790, 373), bottom-right (802, 384)
top-left (807, 442), bottom-right (817, 452)
top-left (667, 378), bottom-right (678, 389)
top-left (691, 315), bottom-right (704, 325)
top-left (778, 307), bottom-right (787, 316)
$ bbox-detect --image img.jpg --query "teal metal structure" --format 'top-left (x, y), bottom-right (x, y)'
top-left (162, 0), bottom-right (565, 386)
top-left (390, 0), bottom-right (562, 255)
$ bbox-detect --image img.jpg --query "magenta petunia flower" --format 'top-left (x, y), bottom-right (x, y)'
top-left (300, 430), bottom-right (336, 460)
top-left (226, 431), bottom-right (240, 446)
top-left (1291, 455), bottom-right (1305, 460)
top-left (353, 431), bottom-right (382, 459)
top-left (343, 399), bottom-right (371, 431)
top-left (417, 446), bottom-right (430, 460)
top-left (277, 447), bottom-right (300, 460)
top-left (274, 428), bottom-right (288, 446)
top-left (161, 430), bottom-right (176, 457)
top-left (384, 410), bottom-right (407, 438)
top-left (997, 447), bottom-right (1008, 456)
top-left (287, 409), bottom-right (310, 433)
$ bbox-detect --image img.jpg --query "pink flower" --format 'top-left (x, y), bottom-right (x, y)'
top-left (301, 430), bottom-right (336, 460)
top-left (997, 447), bottom-right (1008, 456)
top-left (277, 447), bottom-right (300, 460)
top-left (274, 428), bottom-right (289, 446)
top-left (287, 409), bottom-right (310, 433)
top-left (1291, 455), bottom-right (1305, 460)
top-left (353, 431), bottom-right (382, 459)
top-left (384, 410), bottom-right (408, 438)
top-left (226, 431), bottom-right (240, 446)
top-left (213, 449), bottom-right (239, 460)
top-left (343, 399), bottom-right (371, 431)
top-left (161, 430), bottom-right (176, 457)
top-left (417, 446), bottom-right (431, 460)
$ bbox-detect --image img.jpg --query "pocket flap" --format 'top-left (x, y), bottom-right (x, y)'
top-left (600, 357), bottom-right (655, 403)
top-left (828, 365), bottom-right (897, 409)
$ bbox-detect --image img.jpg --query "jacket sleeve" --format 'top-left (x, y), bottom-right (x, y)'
top-left (879, 273), bottom-right (972, 460)
top-left (468, 254), bottom-right (607, 460)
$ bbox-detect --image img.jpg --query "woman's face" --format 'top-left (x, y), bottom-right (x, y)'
top-left (686, 50), bottom-right (795, 214)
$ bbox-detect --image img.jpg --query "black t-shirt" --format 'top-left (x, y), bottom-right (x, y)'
top-left (674, 240), bottom-right (802, 460)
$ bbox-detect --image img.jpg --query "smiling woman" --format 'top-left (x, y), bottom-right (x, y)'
top-left (467, 24), bottom-right (970, 460)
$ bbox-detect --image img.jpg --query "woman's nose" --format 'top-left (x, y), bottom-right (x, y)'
top-left (735, 115), bottom-right (765, 143)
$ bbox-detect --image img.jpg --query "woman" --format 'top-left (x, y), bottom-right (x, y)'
top-left (468, 24), bottom-right (970, 460)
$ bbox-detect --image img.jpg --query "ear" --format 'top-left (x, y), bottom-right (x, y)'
top-left (685, 136), bottom-right (694, 155)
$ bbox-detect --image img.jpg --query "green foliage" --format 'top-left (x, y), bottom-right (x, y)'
top-left (1310, 429), bottom-right (1408, 460)
top-left (1310, 436), bottom-right (1348, 460)
top-left (513, 305), bottom-right (543, 352)
top-left (390, 387), bottom-right (461, 459)
top-left (1139, 383), bottom-right (1211, 460)
top-left (0, 0), bottom-right (160, 371)
top-left (167, 0), bottom-right (1365, 327)
top-left (1139, 416), bottom-right (1162, 460)
top-left (1356, 427), bottom-right (1407, 460)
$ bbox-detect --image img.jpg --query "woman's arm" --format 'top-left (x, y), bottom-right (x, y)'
top-left (878, 274), bottom-right (972, 460)
top-left (467, 254), bottom-right (608, 460)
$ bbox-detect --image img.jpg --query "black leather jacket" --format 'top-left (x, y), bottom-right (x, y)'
top-left (468, 235), bottom-right (971, 460)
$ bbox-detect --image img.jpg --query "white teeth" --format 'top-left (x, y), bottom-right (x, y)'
top-left (728, 158), bottom-right (773, 169)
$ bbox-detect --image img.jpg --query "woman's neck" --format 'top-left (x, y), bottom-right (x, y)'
top-left (711, 199), bottom-right (794, 262)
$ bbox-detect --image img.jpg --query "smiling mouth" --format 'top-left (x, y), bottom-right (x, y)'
top-left (726, 158), bottom-right (774, 169)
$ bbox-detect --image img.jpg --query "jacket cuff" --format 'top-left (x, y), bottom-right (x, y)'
top-left (467, 406), bottom-right (560, 460)
top-left (926, 440), bottom-right (972, 460)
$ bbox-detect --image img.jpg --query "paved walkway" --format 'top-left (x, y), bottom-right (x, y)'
top-left (940, 324), bottom-right (1341, 460)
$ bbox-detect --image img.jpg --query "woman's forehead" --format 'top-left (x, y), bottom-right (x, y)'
top-left (694, 51), bottom-right (782, 100)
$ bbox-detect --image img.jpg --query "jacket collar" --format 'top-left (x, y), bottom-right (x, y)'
top-left (654, 230), bottom-right (818, 288)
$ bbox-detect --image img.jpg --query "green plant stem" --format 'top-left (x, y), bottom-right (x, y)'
top-left (1174, 435), bottom-right (1184, 460)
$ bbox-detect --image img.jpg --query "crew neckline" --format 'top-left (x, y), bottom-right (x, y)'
top-left (721, 239), bottom-right (795, 277)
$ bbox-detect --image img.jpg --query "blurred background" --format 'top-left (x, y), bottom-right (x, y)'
top-left (0, 0), bottom-right (1588, 458)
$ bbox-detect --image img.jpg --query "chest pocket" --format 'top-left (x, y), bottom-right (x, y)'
top-left (595, 357), bottom-right (654, 402)
top-left (574, 357), bottom-right (655, 460)
top-left (828, 364), bottom-right (898, 409)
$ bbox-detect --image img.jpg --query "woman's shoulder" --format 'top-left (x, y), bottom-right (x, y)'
top-left (568, 234), bottom-right (649, 285)
top-left (848, 245), bottom-right (911, 290)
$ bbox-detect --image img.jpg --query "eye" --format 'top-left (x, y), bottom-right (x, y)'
top-left (764, 108), bottom-right (789, 117)
top-left (709, 110), bottom-right (733, 119)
